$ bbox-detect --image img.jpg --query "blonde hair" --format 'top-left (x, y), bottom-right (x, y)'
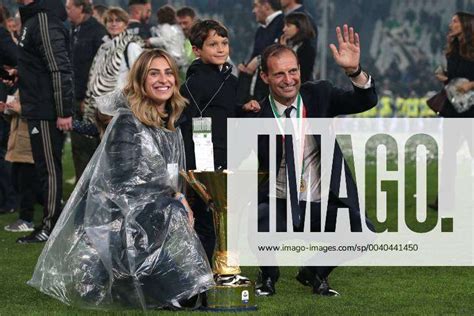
top-left (123, 49), bottom-right (187, 130)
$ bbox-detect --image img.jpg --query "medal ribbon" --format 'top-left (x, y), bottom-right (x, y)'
top-left (269, 94), bottom-right (307, 192)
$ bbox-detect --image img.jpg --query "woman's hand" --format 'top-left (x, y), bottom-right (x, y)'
top-left (456, 81), bottom-right (474, 93)
top-left (175, 192), bottom-right (195, 226)
top-left (6, 97), bottom-right (21, 113)
top-left (280, 33), bottom-right (288, 46)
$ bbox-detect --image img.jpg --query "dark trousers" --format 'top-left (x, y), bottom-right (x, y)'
top-left (71, 131), bottom-right (99, 181)
top-left (11, 162), bottom-right (43, 222)
top-left (0, 117), bottom-right (17, 210)
top-left (27, 120), bottom-right (65, 231)
top-left (259, 199), bottom-right (335, 282)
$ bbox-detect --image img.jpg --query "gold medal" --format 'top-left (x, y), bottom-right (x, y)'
top-left (300, 179), bottom-right (307, 193)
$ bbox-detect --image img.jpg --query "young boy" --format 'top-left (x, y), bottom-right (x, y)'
top-left (179, 19), bottom-right (238, 262)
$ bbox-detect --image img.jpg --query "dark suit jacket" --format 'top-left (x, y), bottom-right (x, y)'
top-left (253, 80), bottom-right (378, 214)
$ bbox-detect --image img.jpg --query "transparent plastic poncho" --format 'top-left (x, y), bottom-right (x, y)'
top-left (28, 91), bottom-right (214, 310)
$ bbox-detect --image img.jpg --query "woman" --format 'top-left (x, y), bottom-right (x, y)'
top-left (436, 11), bottom-right (474, 117)
top-left (429, 12), bottom-right (474, 211)
top-left (2, 94), bottom-right (42, 233)
top-left (81, 7), bottom-right (143, 129)
top-left (280, 12), bottom-right (317, 83)
top-left (28, 49), bottom-right (214, 310)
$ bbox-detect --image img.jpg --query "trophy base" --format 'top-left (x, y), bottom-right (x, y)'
top-left (202, 283), bottom-right (257, 311)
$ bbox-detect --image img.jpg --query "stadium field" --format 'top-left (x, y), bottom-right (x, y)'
top-left (0, 144), bottom-right (472, 315)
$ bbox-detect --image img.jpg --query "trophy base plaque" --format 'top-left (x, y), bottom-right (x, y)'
top-left (203, 282), bottom-right (257, 311)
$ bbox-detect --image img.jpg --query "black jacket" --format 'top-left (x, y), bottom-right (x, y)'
top-left (294, 39), bottom-right (316, 83)
top-left (18, 0), bottom-right (73, 120)
top-left (441, 51), bottom-right (474, 117)
top-left (0, 26), bottom-right (17, 67)
top-left (0, 26), bottom-right (17, 102)
top-left (250, 13), bottom-right (284, 101)
top-left (71, 16), bottom-right (106, 101)
top-left (180, 59), bottom-right (238, 170)
top-left (252, 80), bottom-right (378, 211)
top-left (251, 13), bottom-right (284, 59)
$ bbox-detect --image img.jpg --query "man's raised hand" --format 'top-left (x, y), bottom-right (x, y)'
top-left (329, 24), bottom-right (361, 73)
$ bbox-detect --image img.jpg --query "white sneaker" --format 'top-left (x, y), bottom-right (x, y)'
top-left (4, 219), bottom-right (34, 232)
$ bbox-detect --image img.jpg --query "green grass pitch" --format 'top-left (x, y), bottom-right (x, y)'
top-left (0, 143), bottom-right (472, 315)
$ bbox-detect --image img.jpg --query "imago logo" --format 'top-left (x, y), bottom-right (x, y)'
top-left (256, 133), bottom-right (451, 234)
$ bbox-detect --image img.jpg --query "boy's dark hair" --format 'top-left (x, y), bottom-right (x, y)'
top-left (261, 44), bottom-right (298, 74)
top-left (189, 19), bottom-right (228, 49)
top-left (157, 5), bottom-right (176, 25)
top-left (177, 6), bottom-right (196, 19)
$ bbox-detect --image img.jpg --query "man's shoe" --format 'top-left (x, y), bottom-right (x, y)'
top-left (16, 229), bottom-right (49, 244)
top-left (4, 219), bottom-right (34, 232)
top-left (296, 267), bottom-right (315, 287)
top-left (256, 277), bottom-right (276, 296)
top-left (313, 276), bottom-right (340, 297)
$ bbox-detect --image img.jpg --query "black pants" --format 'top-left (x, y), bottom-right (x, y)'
top-left (11, 162), bottom-right (43, 222)
top-left (258, 199), bottom-right (335, 282)
top-left (0, 117), bottom-right (17, 210)
top-left (27, 120), bottom-right (65, 231)
top-left (71, 131), bottom-right (99, 181)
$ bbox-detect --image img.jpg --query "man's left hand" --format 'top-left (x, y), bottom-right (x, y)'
top-left (329, 24), bottom-right (360, 73)
top-left (57, 116), bottom-right (72, 132)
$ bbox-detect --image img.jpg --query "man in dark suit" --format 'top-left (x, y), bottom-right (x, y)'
top-left (238, 0), bottom-right (284, 103)
top-left (243, 25), bottom-right (377, 297)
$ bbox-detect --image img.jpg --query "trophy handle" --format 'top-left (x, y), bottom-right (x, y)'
top-left (179, 170), bottom-right (213, 204)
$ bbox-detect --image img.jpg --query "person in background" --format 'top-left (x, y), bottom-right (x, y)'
top-left (279, 0), bottom-right (318, 50)
top-left (80, 7), bottom-right (143, 137)
top-left (280, 12), bottom-right (316, 83)
top-left (436, 12), bottom-right (474, 117)
top-left (177, 6), bottom-right (198, 72)
top-left (92, 4), bottom-right (108, 25)
top-left (237, 0), bottom-right (284, 103)
top-left (14, 0), bottom-right (74, 243)
top-left (429, 11), bottom-right (474, 211)
top-left (5, 16), bottom-right (20, 43)
top-left (177, 6), bottom-right (197, 38)
top-left (0, 4), bottom-right (18, 216)
top-left (1, 95), bottom-right (43, 233)
top-left (149, 5), bottom-right (187, 75)
top-left (127, 0), bottom-right (151, 40)
top-left (66, 0), bottom-right (107, 181)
